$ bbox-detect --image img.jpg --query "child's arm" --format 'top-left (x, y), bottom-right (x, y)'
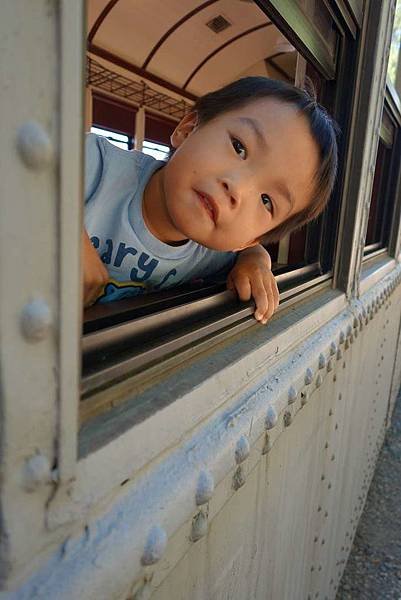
top-left (82, 228), bottom-right (109, 307)
top-left (226, 245), bottom-right (279, 325)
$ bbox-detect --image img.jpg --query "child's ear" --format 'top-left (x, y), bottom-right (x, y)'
top-left (170, 112), bottom-right (199, 148)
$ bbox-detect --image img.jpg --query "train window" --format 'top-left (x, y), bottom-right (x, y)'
top-left (363, 106), bottom-right (398, 258)
top-left (387, 0), bottom-right (401, 100)
top-left (82, 0), bottom-right (348, 425)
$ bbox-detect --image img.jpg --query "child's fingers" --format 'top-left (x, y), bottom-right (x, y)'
top-left (249, 275), bottom-right (269, 322)
top-left (231, 274), bottom-right (252, 302)
top-left (259, 276), bottom-right (279, 324)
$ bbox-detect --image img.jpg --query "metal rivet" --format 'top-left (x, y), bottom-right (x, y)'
top-left (336, 348), bottom-right (342, 360)
top-left (141, 526), bottom-right (167, 566)
top-left (327, 359), bottom-right (333, 372)
top-left (23, 453), bottom-right (51, 491)
top-left (21, 299), bottom-right (52, 341)
top-left (305, 368), bottom-right (314, 385)
top-left (353, 316), bottom-right (358, 328)
top-left (316, 374), bottom-right (323, 388)
top-left (330, 342), bottom-right (337, 356)
top-left (339, 330), bottom-right (345, 344)
top-left (288, 385), bottom-right (297, 404)
top-left (318, 353), bottom-right (326, 369)
top-left (233, 465), bottom-right (246, 490)
top-left (349, 333), bottom-right (354, 344)
top-left (265, 405), bottom-right (278, 430)
top-left (344, 339), bottom-right (349, 350)
top-left (196, 471), bottom-right (214, 506)
top-left (301, 391), bottom-right (308, 406)
top-left (235, 436), bottom-right (250, 464)
top-left (17, 121), bottom-right (53, 170)
top-left (191, 510), bottom-right (208, 542)
top-left (346, 324), bottom-right (352, 337)
top-left (283, 411), bottom-right (292, 427)
top-left (354, 329), bottom-right (358, 339)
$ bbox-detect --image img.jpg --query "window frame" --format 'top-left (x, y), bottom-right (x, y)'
top-left (83, 1), bottom-right (347, 412)
top-left (81, 0), bottom-right (356, 409)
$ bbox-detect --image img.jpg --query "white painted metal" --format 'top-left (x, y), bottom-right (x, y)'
top-left (3, 265), bottom-right (401, 599)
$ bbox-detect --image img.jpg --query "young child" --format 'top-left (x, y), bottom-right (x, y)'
top-left (83, 77), bottom-right (338, 324)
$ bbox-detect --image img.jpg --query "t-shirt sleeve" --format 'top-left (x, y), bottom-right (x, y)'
top-left (201, 251), bottom-right (237, 284)
top-left (85, 133), bottom-right (104, 204)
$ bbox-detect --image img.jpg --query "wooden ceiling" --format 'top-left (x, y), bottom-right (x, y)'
top-left (87, 0), bottom-right (297, 101)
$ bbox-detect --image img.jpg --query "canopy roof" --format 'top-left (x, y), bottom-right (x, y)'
top-left (87, 0), bottom-right (296, 107)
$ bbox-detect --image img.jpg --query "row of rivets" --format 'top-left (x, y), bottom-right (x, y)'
top-left (136, 268), bottom-right (401, 568)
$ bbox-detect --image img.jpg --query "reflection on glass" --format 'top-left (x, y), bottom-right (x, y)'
top-left (388, 0), bottom-right (401, 97)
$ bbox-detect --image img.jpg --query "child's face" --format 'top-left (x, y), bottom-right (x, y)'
top-left (146, 97), bottom-right (320, 251)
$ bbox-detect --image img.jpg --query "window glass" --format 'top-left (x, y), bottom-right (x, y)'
top-left (364, 108), bottom-right (396, 255)
top-left (90, 126), bottom-right (131, 150)
top-left (388, 0), bottom-right (401, 98)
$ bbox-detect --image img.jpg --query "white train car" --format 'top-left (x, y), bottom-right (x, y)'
top-left (1, 1), bottom-right (401, 598)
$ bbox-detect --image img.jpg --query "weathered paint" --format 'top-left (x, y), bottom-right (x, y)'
top-left (2, 266), bottom-right (401, 599)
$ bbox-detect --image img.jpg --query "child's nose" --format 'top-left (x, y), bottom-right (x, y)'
top-left (221, 179), bottom-right (242, 209)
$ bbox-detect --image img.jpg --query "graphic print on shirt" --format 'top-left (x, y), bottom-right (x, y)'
top-left (91, 236), bottom-right (179, 301)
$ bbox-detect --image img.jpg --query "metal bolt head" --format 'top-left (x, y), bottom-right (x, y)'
top-left (265, 405), bottom-right (278, 430)
top-left (141, 526), bottom-right (167, 566)
top-left (288, 385), bottom-right (297, 404)
top-left (283, 411), bottom-right (292, 427)
top-left (235, 435), bottom-right (250, 464)
top-left (23, 453), bottom-right (51, 492)
top-left (305, 368), bottom-right (314, 385)
top-left (191, 510), bottom-right (208, 542)
top-left (232, 465), bottom-right (246, 490)
top-left (17, 121), bottom-right (53, 170)
top-left (196, 470), bottom-right (214, 505)
top-left (21, 299), bottom-right (52, 341)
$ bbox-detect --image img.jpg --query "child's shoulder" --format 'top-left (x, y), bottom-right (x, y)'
top-left (86, 133), bottom-right (150, 166)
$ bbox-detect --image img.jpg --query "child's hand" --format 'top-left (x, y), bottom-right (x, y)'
top-left (227, 245), bottom-right (279, 324)
top-left (82, 228), bottom-right (109, 307)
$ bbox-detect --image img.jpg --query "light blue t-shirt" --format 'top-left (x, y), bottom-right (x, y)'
top-left (84, 134), bottom-right (236, 303)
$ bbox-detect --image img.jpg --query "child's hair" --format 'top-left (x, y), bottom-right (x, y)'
top-left (192, 76), bottom-right (339, 244)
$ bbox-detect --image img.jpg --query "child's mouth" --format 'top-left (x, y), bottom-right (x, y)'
top-left (196, 191), bottom-right (217, 224)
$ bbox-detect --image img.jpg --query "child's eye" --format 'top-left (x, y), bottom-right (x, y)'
top-left (261, 194), bottom-right (274, 214)
top-left (232, 138), bottom-right (247, 159)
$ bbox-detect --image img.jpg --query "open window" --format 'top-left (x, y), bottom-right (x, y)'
top-left (81, 0), bottom-right (353, 427)
top-left (363, 0), bottom-right (401, 260)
